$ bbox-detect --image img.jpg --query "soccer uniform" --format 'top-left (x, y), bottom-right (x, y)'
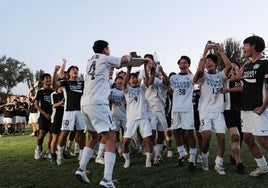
top-left (170, 73), bottom-right (194, 130)
top-left (198, 71), bottom-right (227, 133)
top-left (81, 54), bottom-right (120, 133)
top-left (145, 77), bottom-right (168, 131)
top-left (3, 103), bottom-right (15, 124)
top-left (60, 80), bottom-right (85, 131)
top-left (241, 57), bottom-right (268, 136)
top-left (28, 98), bottom-right (39, 124)
top-left (15, 101), bottom-right (28, 124)
top-left (123, 84), bottom-right (152, 139)
top-left (50, 91), bottom-right (64, 134)
top-left (110, 87), bottom-right (127, 131)
top-left (35, 87), bottom-right (54, 131)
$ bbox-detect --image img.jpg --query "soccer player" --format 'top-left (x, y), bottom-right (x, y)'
top-left (193, 42), bottom-right (232, 175)
top-left (27, 87), bottom-right (40, 137)
top-left (34, 73), bottom-right (54, 160)
top-left (239, 35), bottom-right (268, 176)
top-left (169, 56), bottom-right (197, 170)
top-left (121, 65), bottom-right (153, 169)
top-left (75, 40), bottom-right (131, 187)
top-left (15, 95), bottom-right (28, 134)
top-left (0, 97), bottom-right (6, 136)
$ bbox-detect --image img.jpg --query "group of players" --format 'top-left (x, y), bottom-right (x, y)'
top-left (1, 36), bottom-right (268, 188)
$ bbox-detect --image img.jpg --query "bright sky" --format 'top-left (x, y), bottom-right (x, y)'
top-left (1, 0), bottom-right (268, 95)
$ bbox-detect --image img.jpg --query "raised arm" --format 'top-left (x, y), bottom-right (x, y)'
top-left (215, 43), bottom-right (232, 75)
top-left (122, 66), bottom-right (132, 91)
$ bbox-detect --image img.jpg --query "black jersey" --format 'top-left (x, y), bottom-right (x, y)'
top-left (60, 80), bottom-right (84, 111)
top-left (35, 87), bottom-right (54, 115)
top-left (241, 57), bottom-right (268, 110)
top-left (29, 98), bottom-right (38, 113)
top-left (229, 80), bottom-right (242, 111)
top-left (16, 101), bottom-right (28, 117)
top-left (3, 103), bottom-right (15, 118)
top-left (51, 91), bottom-right (64, 119)
top-left (0, 102), bottom-right (5, 114)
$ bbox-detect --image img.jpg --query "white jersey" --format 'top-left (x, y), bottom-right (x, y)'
top-left (81, 53), bottom-right (120, 105)
top-left (145, 77), bottom-right (167, 112)
top-left (198, 71), bottom-right (227, 112)
top-left (124, 84), bottom-right (148, 120)
top-left (170, 73), bottom-right (194, 112)
top-left (110, 87), bottom-right (126, 121)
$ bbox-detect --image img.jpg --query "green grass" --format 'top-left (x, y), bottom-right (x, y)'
top-left (0, 128), bottom-right (268, 188)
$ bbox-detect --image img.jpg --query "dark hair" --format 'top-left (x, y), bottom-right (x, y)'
top-left (129, 72), bottom-right (139, 78)
top-left (144, 54), bottom-right (154, 61)
top-left (93, 40), bottom-right (109, 53)
top-left (67, 65), bottom-right (79, 73)
top-left (40, 73), bottom-right (51, 81)
top-left (243, 36), bottom-right (265, 53)
top-left (114, 75), bottom-right (124, 82)
top-left (169, 72), bottom-right (176, 78)
top-left (178, 55), bottom-right (191, 65)
top-left (206, 54), bottom-right (218, 64)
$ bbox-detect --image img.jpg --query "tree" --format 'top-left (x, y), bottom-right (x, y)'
top-left (217, 38), bottom-right (244, 70)
top-left (0, 56), bottom-right (33, 95)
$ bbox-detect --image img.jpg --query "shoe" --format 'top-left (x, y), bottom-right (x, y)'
top-left (145, 159), bottom-right (152, 168)
top-left (230, 155), bottom-right (236, 166)
top-left (57, 152), bottom-right (63, 165)
top-left (29, 132), bottom-right (35, 136)
top-left (188, 162), bottom-right (196, 171)
top-left (123, 160), bottom-right (130, 168)
top-left (95, 157), bottom-right (105, 165)
top-left (167, 151), bottom-right (173, 158)
top-left (44, 150), bottom-right (52, 159)
top-left (202, 157), bottom-right (209, 171)
top-left (50, 153), bottom-right (57, 164)
top-left (250, 166), bottom-right (268, 177)
top-left (177, 156), bottom-right (186, 166)
top-left (34, 148), bottom-right (42, 160)
top-left (236, 163), bottom-right (245, 175)
top-left (214, 164), bottom-right (225, 175)
top-left (197, 155), bottom-right (202, 163)
top-left (75, 168), bottom-right (90, 183)
top-left (99, 178), bottom-right (116, 188)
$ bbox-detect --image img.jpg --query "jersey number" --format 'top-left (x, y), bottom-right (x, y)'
top-left (88, 61), bottom-right (96, 80)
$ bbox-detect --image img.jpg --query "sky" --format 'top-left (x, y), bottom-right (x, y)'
top-left (1, 0), bottom-right (268, 95)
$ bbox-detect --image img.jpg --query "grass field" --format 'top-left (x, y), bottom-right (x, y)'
top-left (0, 128), bottom-right (268, 188)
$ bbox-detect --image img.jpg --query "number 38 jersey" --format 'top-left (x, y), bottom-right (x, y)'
top-left (81, 53), bottom-right (120, 105)
top-left (198, 71), bottom-right (227, 112)
top-left (170, 73), bottom-right (194, 112)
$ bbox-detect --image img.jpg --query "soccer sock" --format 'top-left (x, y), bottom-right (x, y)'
top-left (201, 152), bottom-right (209, 158)
top-left (189, 147), bottom-right (197, 163)
top-left (123, 153), bottom-right (130, 161)
top-left (177, 146), bottom-right (186, 158)
top-left (146, 152), bottom-right (152, 162)
top-left (57, 145), bottom-right (64, 157)
top-left (115, 142), bottom-right (122, 152)
top-left (79, 147), bottom-right (94, 171)
top-left (255, 156), bottom-right (268, 167)
top-left (153, 145), bottom-right (158, 158)
top-left (97, 143), bottom-right (106, 158)
top-left (157, 144), bottom-right (163, 157)
top-left (215, 156), bottom-right (224, 166)
top-left (104, 152), bottom-right (116, 181)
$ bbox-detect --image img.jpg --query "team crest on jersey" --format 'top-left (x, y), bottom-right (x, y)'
top-left (253, 64), bottom-right (260, 69)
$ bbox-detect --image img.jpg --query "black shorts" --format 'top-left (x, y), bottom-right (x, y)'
top-left (38, 116), bottom-right (51, 132)
top-left (224, 110), bottom-right (241, 129)
top-left (50, 118), bottom-right (62, 134)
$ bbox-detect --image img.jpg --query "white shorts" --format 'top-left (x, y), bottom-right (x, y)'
top-left (3, 117), bottom-right (13, 124)
top-left (0, 115), bottom-right (3, 124)
top-left (113, 116), bottom-right (126, 132)
top-left (81, 104), bottom-right (116, 134)
top-left (15, 116), bottom-right (26, 124)
top-left (150, 109), bottom-right (168, 131)
top-left (28, 113), bottom-right (39, 124)
top-left (241, 110), bottom-right (268, 136)
top-left (61, 110), bottom-right (85, 131)
top-left (199, 111), bottom-right (226, 134)
top-left (124, 118), bottom-right (152, 139)
top-left (172, 111), bottom-right (195, 130)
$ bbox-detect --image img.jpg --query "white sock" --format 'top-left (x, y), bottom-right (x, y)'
top-left (157, 144), bottom-right (163, 156)
top-left (201, 152), bottom-right (209, 158)
top-left (153, 145), bottom-right (158, 156)
top-left (57, 145), bottom-right (64, 154)
top-left (79, 147), bottom-right (94, 171)
top-left (255, 156), bottom-right (268, 167)
top-left (215, 156), bottom-right (224, 166)
top-left (189, 147), bottom-right (197, 163)
top-left (104, 152), bottom-right (116, 181)
top-left (177, 146), bottom-right (186, 158)
top-left (146, 152), bottom-right (152, 162)
top-left (123, 153), bottom-right (130, 161)
top-left (97, 143), bottom-right (106, 158)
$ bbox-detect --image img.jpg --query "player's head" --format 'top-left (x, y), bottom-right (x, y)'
top-left (93, 40), bottom-right (110, 55)
top-left (67, 65), bottom-right (79, 81)
top-left (114, 75), bottom-right (124, 89)
top-left (128, 72), bottom-right (139, 88)
top-left (40, 73), bottom-right (52, 87)
top-left (178, 55), bottom-right (191, 73)
top-left (243, 35), bottom-right (265, 57)
top-left (205, 54), bottom-right (218, 73)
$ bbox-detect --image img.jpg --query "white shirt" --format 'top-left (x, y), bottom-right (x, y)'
top-left (170, 73), bottom-right (194, 112)
top-left (81, 53), bottom-right (120, 105)
top-left (110, 87), bottom-right (126, 121)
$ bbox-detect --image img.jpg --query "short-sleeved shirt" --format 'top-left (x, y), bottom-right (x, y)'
top-left (35, 87), bottom-right (54, 116)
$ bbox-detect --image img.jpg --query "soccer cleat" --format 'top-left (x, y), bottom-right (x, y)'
top-left (202, 157), bottom-right (209, 171)
top-left (34, 148), bottom-right (42, 160)
top-left (177, 156), bottom-right (186, 166)
top-left (230, 155), bottom-right (236, 166)
top-left (123, 160), bottom-right (130, 168)
top-left (75, 169), bottom-right (90, 183)
top-left (188, 162), bottom-right (196, 171)
top-left (236, 163), bottom-right (245, 175)
top-left (99, 178), bottom-right (116, 188)
top-left (167, 151), bottom-right (173, 158)
top-left (29, 132), bottom-right (35, 136)
top-left (214, 164), bottom-right (225, 175)
top-left (44, 150), bottom-right (52, 159)
top-left (249, 166), bottom-right (268, 177)
top-left (95, 157), bottom-right (105, 165)
top-left (197, 155), bottom-right (202, 163)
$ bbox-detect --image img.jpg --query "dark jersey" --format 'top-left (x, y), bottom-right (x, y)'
top-left (16, 102), bottom-right (28, 117)
top-left (60, 80), bottom-right (84, 111)
top-left (3, 103), bottom-right (15, 118)
top-left (229, 80), bottom-right (242, 111)
top-left (241, 57), bottom-right (268, 110)
top-left (51, 91), bottom-right (64, 119)
top-left (29, 98), bottom-right (38, 113)
top-left (35, 87), bottom-right (54, 116)
top-left (0, 102), bottom-right (5, 114)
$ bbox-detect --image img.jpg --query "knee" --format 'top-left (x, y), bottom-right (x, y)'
top-left (231, 134), bottom-right (240, 143)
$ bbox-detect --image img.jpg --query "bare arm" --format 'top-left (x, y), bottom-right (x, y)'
top-left (122, 66), bottom-right (131, 91)
top-left (215, 44), bottom-right (232, 75)
top-left (34, 100), bottom-right (51, 120)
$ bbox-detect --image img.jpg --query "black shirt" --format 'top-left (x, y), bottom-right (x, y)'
top-left (35, 87), bottom-right (54, 116)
